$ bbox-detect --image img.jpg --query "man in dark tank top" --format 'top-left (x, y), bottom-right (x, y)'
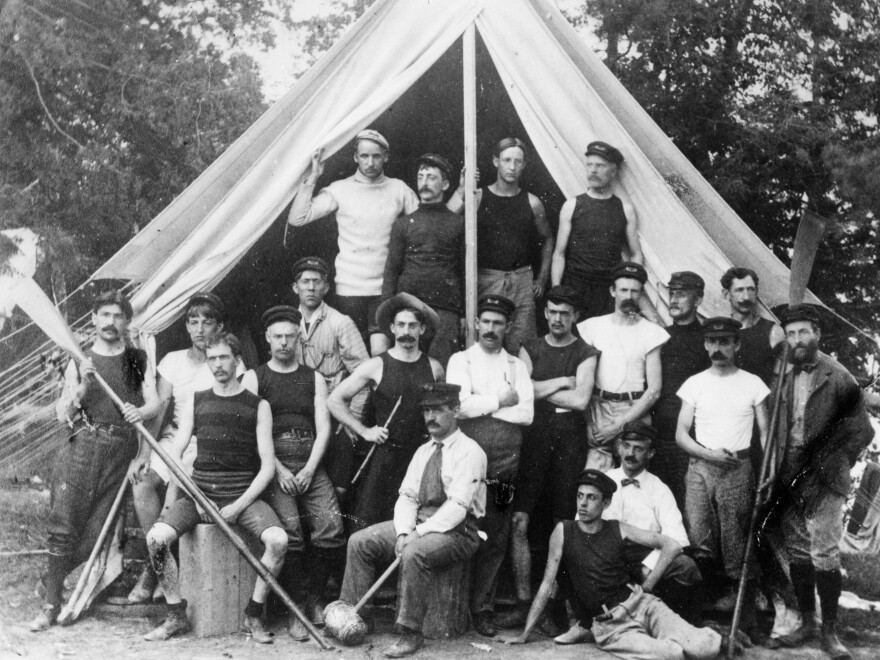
top-left (328, 293), bottom-right (444, 532)
top-left (448, 137), bottom-right (554, 354)
top-left (242, 305), bottom-right (345, 641)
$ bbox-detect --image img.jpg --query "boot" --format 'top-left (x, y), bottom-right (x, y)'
top-left (127, 562), bottom-right (158, 604)
top-left (471, 609), bottom-right (496, 637)
top-left (384, 626), bottom-right (424, 658)
top-left (778, 616), bottom-right (818, 647)
top-left (779, 561), bottom-right (818, 647)
top-left (144, 600), bottom-right (192, 641)
top-left (820, 621), bottom-right (852, 660)
top-left (288, 613), bottom-right (310, 642)
top-left (243, 613), bottom-right (274, 644)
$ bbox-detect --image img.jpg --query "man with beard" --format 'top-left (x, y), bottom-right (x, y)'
top-left (767, 305), bottom-right (873, 660)
top-left (143, 333), bottom-right (287, 643)
top-left (328, 293), bottom-right (444, 532)
top-left (291, 256), bottom-right (369, 499)
top-left (339, 383), bottom-right (486, 658)
top-left (289, 130), bottom-right (419, 354)
top-left (448, 137), bottom-right (554, 354)
top-left (242, 306), bottom-right (345, 640)
top-left (30, 290), bottom-right (160, 631)
top-left (576, 262), bottom-right (668, 471)
top-left (497, 285), bottom-right (598, 632)
top-left (382, 153), bottom-right (464, 365)
top-left (675, 317), bottom-right (769, 639)
top-left (652, 272), bottom-right (709, 508)
top-left (446, 294), bottom-right (534, 637)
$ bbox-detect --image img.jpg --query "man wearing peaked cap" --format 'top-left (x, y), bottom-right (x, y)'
top-left (766, 304), bottom-right (873, 658)
top-left (653, 271), bottom-right (709, 509)
top-left (674, 314), bottom-right (770, 640)
top-left (382, 154), bottom-right (464, 366)
top-left (576, 262), bottom-right (669, 472)
top-left (289, 129), bottom-right (419, 355)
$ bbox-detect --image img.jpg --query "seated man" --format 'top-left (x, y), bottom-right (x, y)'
top-left (242, 306), bottom-right (346, 640)
top-left (501, 470), bottom-right (723, 660)
top-left (144, 333), bottom-right (288, 644)
top-left (338, 383), bottom-right (487, 658)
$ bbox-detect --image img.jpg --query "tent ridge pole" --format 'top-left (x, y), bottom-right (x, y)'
top-left (463, 23), bottom-right (478, 346)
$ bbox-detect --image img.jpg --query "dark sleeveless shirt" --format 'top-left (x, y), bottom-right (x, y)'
top-left (476, 187), bottom-right (534, 271)
top-left (253, 363), bottom-right (315, 435)
top-left (191, 388), bottom-right (262, 499)
top-left (566, 194), bottom-right (628, 282)
top-left (561, 519), bottom-right (632, 619)
top-left (737, 317), bottom-right (777, 385)
top-left (658, 320), bottom-right (710, 411)
top-left (523, 336), bottom-right (599, 420)
top-left (80, 348), bottom-right (146, 426)
top-left (375, 351), bottom-right (434, 450)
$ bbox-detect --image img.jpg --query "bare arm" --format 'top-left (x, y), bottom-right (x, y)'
top-left (287, 147), bottom-right (339, 227)
top-left (619, 523), bottom-right (682, 591)
top-left (295, 374), bottom-right (331, 493)
top-left (220, 400), bottom-right (275, 522)
top-left (446, 169), bottom-right (482, 214)
top-left (593, 348), bottom-right (661, 444)
top-left (675, 399), bottom-right (740, 468)
top-left (531, 194), bottom-right (553, 299)
top-left (545, 354), bottom-right (596, 411)
top-left (551, 198), bottom-right (575, 286)
top-left (327, 358), bottom-right (387, 443)
top-left (622, 199), bottom-right (643, 263)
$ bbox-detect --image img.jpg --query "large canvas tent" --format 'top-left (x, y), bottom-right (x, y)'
top-left (88, 0), bottom-right (818, 344)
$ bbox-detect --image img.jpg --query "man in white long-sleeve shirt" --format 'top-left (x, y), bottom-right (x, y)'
top-left (339, 383), bottom-right (486, 658)
top-left (288, 130), bottom-right (419, 354)
top-left (446, 294), bottom-right (534, 637)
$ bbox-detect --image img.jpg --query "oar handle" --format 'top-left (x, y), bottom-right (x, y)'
top-left (350, 395), bottom-right (403, 486)
top-left (353, 556), bottom-right (401, 613)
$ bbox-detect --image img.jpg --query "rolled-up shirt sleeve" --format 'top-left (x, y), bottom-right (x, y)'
top-left (393, 451), bottom-right (423, 536)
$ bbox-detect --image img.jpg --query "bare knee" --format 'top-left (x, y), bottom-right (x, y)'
top-left (147, 522), bottom-right (177, 552)
top-left (261, 526), bottom-right (288, 559)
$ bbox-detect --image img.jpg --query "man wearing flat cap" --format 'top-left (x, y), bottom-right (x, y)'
top-left (577, 262), bottom-right (669, 471)
top-left (501, 468), bottom-right (723, 659)
top-left (339, 383), bottom-right (486, 657)
top-left (765, 305), bottom-right (873, 659)
top-left (551, 140), bottom-right (646, 321)
top-left (446, 293), bottom-right (534, 636)
top-left (652, 271), bottom-right (710, 508)
top-left (382, 153), bottom-right (465, 366)
top-left (289, 130), bottom-right (419, 354)
top-left (242, 305), bottom-right (346, 640)
top-left (329, 293), bottom-right (444, 531)
top-left (675, 316), bottom-right (769, 638)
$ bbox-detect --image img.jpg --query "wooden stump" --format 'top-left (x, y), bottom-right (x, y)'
top-left (421, 560), bottom-right (471, 639)
top-left (178, 524), bottom-right (258, 637)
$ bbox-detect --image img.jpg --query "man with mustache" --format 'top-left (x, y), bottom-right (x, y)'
top-left (338, 383), bottom-right (486, 657)
top-left (448, 137), bottom-right (553, 354)
top-left (498, 285), bottom-right (599, 633)
top-left (652, 272), bottom-right (710, 509)
top-left (576, 262), bottom-right (669, 471)
top-left (242, 306), bottom-right (345, 640)
top-left (382, 153), bottom-right (464, 366)
top-left (143, 333), bottom-right (287, 643)
top-left (289, 130), bottom-right (419, 354)
top-left (675, 316), bottom-right (770, 641)
top-left (446, 294), bottom-right (534, 637)
top-left (30, 290), bottom-right (160, 631)
top-left (765, 305), bottom-right (873, 660)
top-left (328, 293), bottom-right (444, 531)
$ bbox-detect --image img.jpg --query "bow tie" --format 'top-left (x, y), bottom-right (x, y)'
top-left (621, 478), bottom-right (640, 488)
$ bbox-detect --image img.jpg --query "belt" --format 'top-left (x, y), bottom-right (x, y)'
top-left (593, 387), bottom-right (644, 402)
top-left (78, 421), bottom-right (136, 439)
top-left (274, 428), bottom-right (314, 440)
top-left (695, 447), bottom-right (750, 460)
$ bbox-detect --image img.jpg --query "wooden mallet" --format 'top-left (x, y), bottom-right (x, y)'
top-left (323, 556), bottom-right (402, 645)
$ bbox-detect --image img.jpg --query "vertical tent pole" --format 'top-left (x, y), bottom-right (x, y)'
top-left (463, 24), bottom-right (478, 346)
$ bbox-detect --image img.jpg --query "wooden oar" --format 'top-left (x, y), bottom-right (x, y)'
top-left (350, 395), bottom-right (403, 487)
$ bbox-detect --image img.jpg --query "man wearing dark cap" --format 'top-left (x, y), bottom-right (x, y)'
top-left (551, 140), bottom-right (645, 320)
top-left (328, 293), bottom-right (444, 531)
top-left (381, 153), bottom-right (465, 366)
top-left (499, 285), bottom-right (599, 631)
top-left (242, 306), bottom-right (346, 640)
top-left (291, 256), bottom-right (370, 498)
top-left (675, 317), bottom-right (769, 632)
top-left (577, 262), bottom-right (669, 471)
top-left (289, 130), bottom-right (419, 354)
top-left (339, 383), bottom-right (486, 658)
top-left (501, 469), bottom-right (722, 659)
top-left (448, 137), bottom-right (554, 354)
top-left (652, 271), bottom-right (710, 508)
top-left (766, 305), bottom-right (873, 659)
top-left (446, 293), bottom-right (534, 636)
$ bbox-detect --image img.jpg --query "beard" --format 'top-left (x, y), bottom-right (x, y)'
top-left (790, 340), bottom-right (819, 365)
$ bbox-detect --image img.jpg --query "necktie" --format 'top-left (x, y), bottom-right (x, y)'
top-left (621, 478), bottom-right (640, 488)
top-left (418, 441), bottom-right (445, 509)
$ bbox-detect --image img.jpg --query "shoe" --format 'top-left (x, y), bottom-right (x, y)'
top-left (288, 614), bottom-right (310, 642)
top-left (127, 564), bottom-right (158, 604)
top-left (471, 610), bottom-right (496, 637)
top-left (143, 604), bottom-right (192, 641)
top-left (538, 613), bottom-right (564, 638)
top-left (778, 617), bottom-right (818, 647)
top-left (384, 628), bottom-right (424, 658)
top-left (28, 603), bottom-right (60, 632)
top-left (554, 621), bottom-right (593, 645)
top-left (494, 603), bottom-right (529, 629)
top-left (243, 614), bottom-right (274, 644)
top-left (306, 595), bottom-right (325, 627)
top-left (821, 621), bottom-right (852, 660)
top-left (764, 637), bottom-right (782, 649)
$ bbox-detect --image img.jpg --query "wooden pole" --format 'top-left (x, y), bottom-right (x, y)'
top-left (463, 24), bottom-right (478, 346)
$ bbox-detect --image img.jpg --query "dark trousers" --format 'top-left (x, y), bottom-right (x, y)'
top-left (470, 484), bottom-right (514, 614)
top-left (651, 406), bottom-right (690, 511)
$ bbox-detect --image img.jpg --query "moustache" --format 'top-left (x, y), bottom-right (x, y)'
top-left (396, 335), bottom-right (415, 343)
top-left (481, 332), bottom-right (499, 340)
top-left (620, 301), bottom-right (639, 312)
top-left (100, 326), bottom-right (118, 333)
top-left (710, 351), bottom-right (726, 360)
top-left (739, 300), bottom-right (753, 307)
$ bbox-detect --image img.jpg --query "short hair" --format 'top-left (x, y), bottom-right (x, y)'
top-left (92, 290), bottom-right (133, 320)
top-left (720, 267), bottom-right (760, 291)
top-left (185, 302), bottom-right (224, 324)
top-left (294, 268), bottom-right (329, 284)
top-left (493, 137), bottom-right (528, 159)
top-left (393, 306), bottom-right (426, 325)
top-left (206, 332), bottom-right (242, 358)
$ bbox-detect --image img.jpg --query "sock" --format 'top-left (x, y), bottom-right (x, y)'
top-left (44, 554), bottom-right (72, 606)
top-left (789, 562), bottom-right (816, 616)
top-left (279, 551), bottom-right (307, 604)
top-left (815, 569), bottom-right (842, 623)
top-left (244, 598), bottom-right (264, 618)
